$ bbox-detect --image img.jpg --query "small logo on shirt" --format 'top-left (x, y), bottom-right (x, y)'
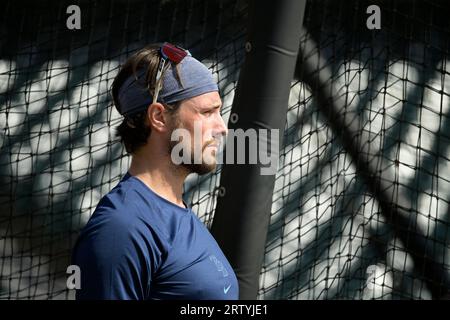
top-left (209, 255), bottom-right (228, 277)
top-left (223, 284), bottom-right (232, 294)
top-left (210, 255), bottom-right (232, 295)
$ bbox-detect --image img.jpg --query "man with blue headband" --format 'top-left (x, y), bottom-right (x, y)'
top-left (72, 43), bottom-right (238, 300)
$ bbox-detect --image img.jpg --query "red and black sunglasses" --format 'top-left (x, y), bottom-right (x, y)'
top-left (153, 42), bottom-right (191, 103)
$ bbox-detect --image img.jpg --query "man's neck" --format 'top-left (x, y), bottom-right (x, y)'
top-left (128, 150), bottom-right (188, 209)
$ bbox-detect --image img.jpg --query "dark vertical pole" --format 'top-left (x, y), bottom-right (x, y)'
top-left (211, 0), bottom-right (306, 300)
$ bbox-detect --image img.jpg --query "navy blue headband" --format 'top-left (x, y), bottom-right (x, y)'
top-left (117, 55), bottom-right (218, 116)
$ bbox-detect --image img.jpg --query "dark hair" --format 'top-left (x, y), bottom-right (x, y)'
top-left (111, 44), bottom-right (181, 154)
top-left (115, 110), bottom-right (151, 154)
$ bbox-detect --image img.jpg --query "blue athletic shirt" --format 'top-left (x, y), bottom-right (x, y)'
top-left (72, 172), bottom-right (238, 300)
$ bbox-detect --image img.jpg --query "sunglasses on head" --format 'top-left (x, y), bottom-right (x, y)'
top-left (153, 42), bottom-right (191, 104)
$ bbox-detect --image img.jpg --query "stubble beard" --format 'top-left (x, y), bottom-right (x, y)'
top-left (168, 119), bottom-right (217, 175)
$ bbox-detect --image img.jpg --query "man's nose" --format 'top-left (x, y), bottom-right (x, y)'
top-left (217, 114), bottom-right (228, 136)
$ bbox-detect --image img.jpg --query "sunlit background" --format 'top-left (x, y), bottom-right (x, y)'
top-left (0, 0), bottom-right (449, 299)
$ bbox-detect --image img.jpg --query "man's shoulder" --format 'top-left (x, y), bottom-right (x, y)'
top-left (78, 177), bottom-right (144, 233)
top-left (91, 182), bottom-right (136, 219)
top-left (84, 179), bottom-right (174, 240)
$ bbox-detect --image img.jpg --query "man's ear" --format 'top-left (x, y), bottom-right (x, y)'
top-left (147, 103), bottom-right (169, 133)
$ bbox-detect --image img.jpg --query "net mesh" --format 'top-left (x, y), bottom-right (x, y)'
top-left (0, 0), bottom-right (449, 299)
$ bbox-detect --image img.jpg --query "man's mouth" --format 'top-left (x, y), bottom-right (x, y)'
top-left (204, 141), bottom-right (219, 149)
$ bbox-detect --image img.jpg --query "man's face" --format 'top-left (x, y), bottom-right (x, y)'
top-left (168, 91), bottom-right (228, 175)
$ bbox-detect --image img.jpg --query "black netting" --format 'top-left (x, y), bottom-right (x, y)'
top-left (259, 0), bottom-right (450, 299)
top-left (0, 0), bottom-right (449, 300)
